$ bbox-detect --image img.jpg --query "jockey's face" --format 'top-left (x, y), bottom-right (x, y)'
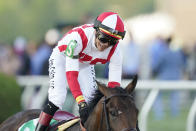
top-left (95, 31), bottom-right (118, 51)
top-left (95, 37), bottom-right (110, 51)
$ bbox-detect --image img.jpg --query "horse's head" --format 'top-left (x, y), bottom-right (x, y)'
top-left (85, 76), bottom-right (139, 131)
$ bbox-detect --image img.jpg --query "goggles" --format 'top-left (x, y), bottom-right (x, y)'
top-left (96, 31), bottom-right (118, 46)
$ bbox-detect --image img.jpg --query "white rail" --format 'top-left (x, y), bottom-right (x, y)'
top-left (17, 76), bottom-right (196, 131)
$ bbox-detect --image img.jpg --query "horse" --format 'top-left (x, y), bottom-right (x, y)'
top-left (0, 76), bottom-right (139, 131)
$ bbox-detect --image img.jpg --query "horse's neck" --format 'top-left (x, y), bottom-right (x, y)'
top-left (85, 100), bottom-right (105, 131)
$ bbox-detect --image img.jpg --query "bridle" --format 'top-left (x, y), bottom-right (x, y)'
top-left (100, 94), bottom-right (137, 131)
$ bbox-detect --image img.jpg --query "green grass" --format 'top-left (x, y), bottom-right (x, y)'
top-left (147, 107), bottom-right (189, 131)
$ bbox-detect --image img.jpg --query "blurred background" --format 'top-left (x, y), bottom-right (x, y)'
top-left (1, 0), bottom-right (196, 131)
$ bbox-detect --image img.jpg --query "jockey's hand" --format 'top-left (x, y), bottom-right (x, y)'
top-left (78, 101), bottom-right (89, 126)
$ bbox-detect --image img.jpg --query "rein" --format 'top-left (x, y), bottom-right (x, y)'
top-left (100, 94), bottom-right (137, 131)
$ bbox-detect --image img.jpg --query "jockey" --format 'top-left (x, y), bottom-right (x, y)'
top-left (35, 12), bottom-right (126, 131)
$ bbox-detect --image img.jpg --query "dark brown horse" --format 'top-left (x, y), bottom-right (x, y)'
top-left (0, 76), bottom-right (139, 131)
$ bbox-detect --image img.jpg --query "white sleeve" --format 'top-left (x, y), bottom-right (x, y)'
top-left (108, 45), bottom-right (122, 84)
top-left (66, 56), bottom-right (79, 72)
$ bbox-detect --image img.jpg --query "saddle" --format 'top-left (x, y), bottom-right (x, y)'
top-left (53, 111), bottom-right (77, 121)
top-left (50, 111), bottom-right (80, 131)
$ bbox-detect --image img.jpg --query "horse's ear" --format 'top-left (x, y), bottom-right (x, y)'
top-left (125, 75), bottom-right (138, 94)
top-left (96, 80), bottom-right (111, 96)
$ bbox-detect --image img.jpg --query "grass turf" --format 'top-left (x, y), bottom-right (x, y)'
top-left (147, 107), bottom-right (192, 131)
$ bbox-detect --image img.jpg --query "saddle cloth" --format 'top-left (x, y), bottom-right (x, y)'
top-left (18, 111), bottom-right (80, 131)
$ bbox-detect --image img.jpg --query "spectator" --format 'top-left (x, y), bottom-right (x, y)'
top-left (30, 29), bottom-right (60, 75)
top-left (41, 29), bottom-right (60, 75)
top-left (13, 36), bottom-right (31, 75)
top-left (149, 36), bottom-right (185, 120)
top-left (0, 43), bottom-right (20, 76)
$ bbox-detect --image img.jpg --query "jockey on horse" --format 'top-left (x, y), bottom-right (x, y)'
top-left (35, 12), bottom-right (126, 131)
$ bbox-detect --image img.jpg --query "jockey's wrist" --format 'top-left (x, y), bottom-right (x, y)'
top-left (76, 95), bottom-right (85, 104)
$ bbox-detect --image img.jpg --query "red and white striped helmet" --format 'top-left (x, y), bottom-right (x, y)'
top-left (94, 12), bottom-right (126, 39)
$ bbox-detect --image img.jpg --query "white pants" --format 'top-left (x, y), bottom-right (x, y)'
top-left (48, 47), bottom-right (97, 109)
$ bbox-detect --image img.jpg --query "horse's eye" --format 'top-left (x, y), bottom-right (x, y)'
top-left (110, 109), bottom-right (122, 117)
top-left (110, 110), bottom-right (118, 116)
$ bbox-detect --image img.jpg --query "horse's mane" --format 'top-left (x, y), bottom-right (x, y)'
top-left (87, 89), bottom-right (103, 115)
top-left (87, 85), bottom-right (129, 116)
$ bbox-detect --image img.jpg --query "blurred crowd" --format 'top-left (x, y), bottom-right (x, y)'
top-left (0, 26), bottom-right (70, 76)
top-left (0, 36), bottom-right (52, 76)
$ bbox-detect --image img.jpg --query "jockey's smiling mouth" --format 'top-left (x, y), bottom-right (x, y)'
top-left (95, 37), bottom-right (110, 51)
top-left (95, 31), bottom-right (119, 51)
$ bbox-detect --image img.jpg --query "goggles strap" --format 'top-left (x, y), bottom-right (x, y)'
top-left (94, 19), bottom-right (125, 39)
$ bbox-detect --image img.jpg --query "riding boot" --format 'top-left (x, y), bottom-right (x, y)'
top-left (35, 112), bottom-right (52, 131)
top-left (35, 101), bottom-right (59, 131)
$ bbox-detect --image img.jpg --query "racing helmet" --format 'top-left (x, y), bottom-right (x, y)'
top-left (94, 12), bottom-right (126, 39)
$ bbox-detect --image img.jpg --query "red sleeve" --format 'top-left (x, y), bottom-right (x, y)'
top-left (66, 71), bottom-right (85, 103)
top-left (108, 81), bottom-right (120, 88)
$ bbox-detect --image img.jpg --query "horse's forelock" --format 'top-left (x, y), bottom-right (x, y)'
top-left (112, 87), bottom-right (126, 94)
